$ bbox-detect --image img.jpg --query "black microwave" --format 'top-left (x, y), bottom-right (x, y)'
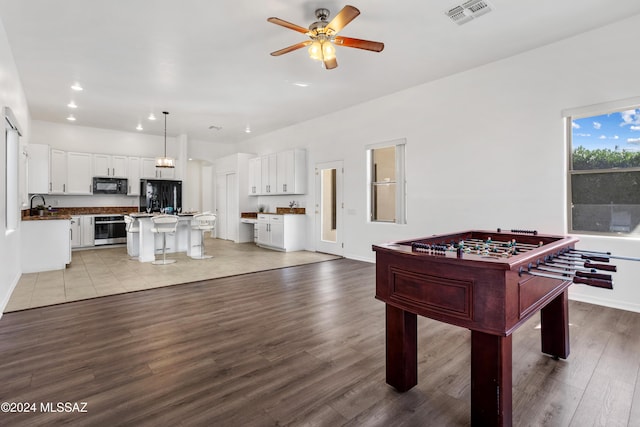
top-left (93, 177), bottom-right (128, 194)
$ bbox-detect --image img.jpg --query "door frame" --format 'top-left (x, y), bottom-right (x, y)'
top-left (315, 160), bottom-right (344, 256)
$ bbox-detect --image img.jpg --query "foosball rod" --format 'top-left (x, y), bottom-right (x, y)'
top-left (543, 260), bottom-right (605, 273)
top-left (535, 265), bottom-right (612, 281)
top-left (462, 238), bottom-right (539, 251)
top-left (544, 257), bottom-right (617, 272)
top-left (568, 249), bottom-right (640, 262)
top-left (519, 268), bottom-right (613, 289)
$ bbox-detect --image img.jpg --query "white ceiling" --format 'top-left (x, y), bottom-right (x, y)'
top-left (1, 0), bottom-right (640, 143)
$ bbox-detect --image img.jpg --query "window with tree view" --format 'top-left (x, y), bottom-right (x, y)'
top-left (569, 107), bottom-right (640, 235)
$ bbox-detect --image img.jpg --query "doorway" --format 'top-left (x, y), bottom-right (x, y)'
top-left (215, 172), bottom-right (238, 241)
top-left (315, 161), bottom-right (343, 256)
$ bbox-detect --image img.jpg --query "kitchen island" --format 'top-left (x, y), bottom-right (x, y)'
top-left (128, 213), bottom-right (205, 262)
top-left (21, 214), bottom-right (72, 273)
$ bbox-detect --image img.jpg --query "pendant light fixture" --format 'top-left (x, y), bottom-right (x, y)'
top-left (156, 111), bottom-right (175, 168)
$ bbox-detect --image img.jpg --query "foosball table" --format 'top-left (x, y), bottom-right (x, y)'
top-left (373, 229), bottom-right (629, 427)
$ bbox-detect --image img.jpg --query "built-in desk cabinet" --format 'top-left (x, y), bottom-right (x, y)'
top-left (256, 214), bottom-right (305, 251)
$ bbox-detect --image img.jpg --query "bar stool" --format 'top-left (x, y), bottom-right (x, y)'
top-left (190, 213), bottom-right (216, 259)
top-left (124, 215), bottom-right (139, 260)
top-left (150, 214), bottom-right (179, 265)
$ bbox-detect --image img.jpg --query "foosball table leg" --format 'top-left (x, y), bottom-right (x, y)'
top-left (540, 290), bottom-right (570, 359)
top-left (471, 331), bottom-right (513, 427)
top-left (385, 305), bottom-right (417, 392)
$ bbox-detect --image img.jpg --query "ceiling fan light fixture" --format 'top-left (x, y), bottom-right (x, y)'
top-left (322, 41), bottom-right (336, 60)
top-left (156, 111), bottom-right (175, 169)
top-left (308, 40), bottom-right (323, 61)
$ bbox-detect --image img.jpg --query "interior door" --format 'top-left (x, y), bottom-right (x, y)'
top-left (215, 173), bottom-right (227, 240)
top-left (315, 161), bottom-right (343, 256)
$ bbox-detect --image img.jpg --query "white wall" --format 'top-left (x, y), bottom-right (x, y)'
top-left (0, 16), bottom-right (30, 316)
top-left (237, 15), bottom-right (640, 312)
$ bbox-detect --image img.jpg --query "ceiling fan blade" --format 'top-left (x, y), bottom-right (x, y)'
top-left (323, 56), bottom-right (338, 70)
top-left (267, 17), bottom-right (310, 35)
top-left (334, 36), bottom-right (384, 52)
top-left (326, 5), bottom-right (360, 35)
top-left (270, 41), bottom-right (312, 56)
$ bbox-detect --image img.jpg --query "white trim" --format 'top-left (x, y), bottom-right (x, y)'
top-left (569, 292), bottom-right (640, 314)
top-left (365, 137), bottom-right (407, 150)
top-left (562, 95), bottom-right (640, 118)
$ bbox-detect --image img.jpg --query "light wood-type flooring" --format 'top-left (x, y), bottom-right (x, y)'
top-left (5, 238), bottom-right (339, 312)
top-left (1, 259), bottom-right (639, 426)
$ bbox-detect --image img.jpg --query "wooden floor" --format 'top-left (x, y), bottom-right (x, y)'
top-left (0, 259), bottom-right (639, 426)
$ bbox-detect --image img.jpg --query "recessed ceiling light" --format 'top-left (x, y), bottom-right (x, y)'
top-left (245, 125), bottom-right (251, 133)
top-left (67, 101), bottom-right (77, 108)
top-left (136, 124), bottom-right (143, 131)
top-left (71, 83), bottom-right (83, 91)
top-left (293, 82), bottom-right (309, 87)
top-left (148, 113), bottom-right (156, 121)
top-left (67, 114), bottom-right (76, 121)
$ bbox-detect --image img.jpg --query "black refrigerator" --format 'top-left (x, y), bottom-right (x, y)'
top-left (139, 179), bottom-right (182, 213)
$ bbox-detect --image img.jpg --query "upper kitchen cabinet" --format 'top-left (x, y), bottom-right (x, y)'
top-left (248, 157), bottom-right (261, 195)
top-left (93, 154), bottom-right (127, 178)
top-left (127, 157), bottom-right (141, 196)
top-left (27, 144), bottom-right (50, 194)
top-left (141, 157), bottom-right (176, 179)
top-left (50, 148), bottom-right (67, 194)
top-left (260, 154), bottom-right (277, 194)
top-left (66, 152), bottom-right (93, 195)
top-left (249, 149), bottom-right (306, 196)
top-left (276, 149), bottom-right (306, 194)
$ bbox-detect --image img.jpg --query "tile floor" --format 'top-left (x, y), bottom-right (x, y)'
top-left (5, 238), bottom-right (340, 312)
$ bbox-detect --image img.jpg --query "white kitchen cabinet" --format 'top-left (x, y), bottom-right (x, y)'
top-left (27, 143), bottom-right (50, 194)
top-left (21, 218), bottom-right (71, 273)
top-left (260, 154), bottom-right (277, 194)
top-left (248, 157), bottom-right (261, 196)
top-left (256, 214), bottom-right (305, 251)
top-left (276, 149), bottom-right (306, 194)
top-left (141, 157), bottom-right (176, 179)
top-left (66, 152), bottom-right (93, 195)
top-left (94, 154), bottom-right (128, 177)
top-left (81, 215), bottom-right (95, 247)
top-left (127, 156), bottom-right (141, 195)
top-left (70, 216), bottom-right (82, 248)
top-left (50, 148), bottom-right (67, 194)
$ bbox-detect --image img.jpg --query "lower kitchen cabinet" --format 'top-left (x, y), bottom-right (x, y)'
top-left (256, 214), bottom-right (305, 251)
top-left (70, 216), bottom-right (82, 248)
top-left (81, 215), bottom-right (95, 247)
top-left (71, 215), bottom-right (96, 248)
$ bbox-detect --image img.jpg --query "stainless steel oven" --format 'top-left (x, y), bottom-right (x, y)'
top-left (94, 215), bottom-right (127, 245)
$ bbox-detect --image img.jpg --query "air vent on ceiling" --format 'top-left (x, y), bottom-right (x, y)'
top-left (446, 0), bottom-right (493, 25)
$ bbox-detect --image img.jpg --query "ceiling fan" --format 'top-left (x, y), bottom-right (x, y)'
top-left (267, 5), bottom-right (384, 70)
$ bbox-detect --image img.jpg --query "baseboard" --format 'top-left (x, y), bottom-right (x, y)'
top-left (344, 253), bottom-right (375, 264)
top-left (568, 293), bottom-right (640, 314)
top-left (0, 271), bottom-right (22, 319)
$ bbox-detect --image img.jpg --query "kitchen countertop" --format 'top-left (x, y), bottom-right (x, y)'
top-left (22, 214), bottom-right (72, 221)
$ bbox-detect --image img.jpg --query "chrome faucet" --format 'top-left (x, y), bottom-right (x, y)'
top-left (30, 194), bottom-right (46, 211)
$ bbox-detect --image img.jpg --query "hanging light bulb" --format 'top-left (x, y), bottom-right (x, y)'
top-left (322, 40), bottom-right (336, 60)
top-left (308, 40), bottom-right (323, 61)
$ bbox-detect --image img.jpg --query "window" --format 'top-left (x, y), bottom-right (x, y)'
top-left (567, 103), bottom-right (640, 235)
top-left (367, 139), bottom-right (406, 224)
